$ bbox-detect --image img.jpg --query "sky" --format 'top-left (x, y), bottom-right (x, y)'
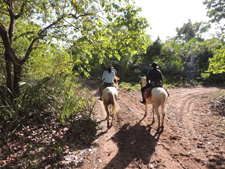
top-left (134, 0), bottom-right (212, 41)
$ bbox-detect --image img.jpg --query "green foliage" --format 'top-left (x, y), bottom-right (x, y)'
top-left (203, 0), bottom-right (225, 23)
top-left (0, 78), bottom-right (55, 128)
top-left (71, 3), bottom-right (150, 79)
top-left (144, 38), bottom-right (161, 61)
top-left (201, 73), bottom-right (211, 80)
top-left (1, 0), bottom-right (150, 97)
top-left (0, 75), bottom-right (96, 135)
top-left (191, 38), bottom-right (222, 80)
top-left (203, 0), bottom-right (225, 41)
top-left (208, 45), bottom-right (225, 74)
top-left (175, 20), bottom-right (210, 42)
top-left (57, 78), bottom-right (96, 125)
top-left (25, 43), bottom-right (74, 80)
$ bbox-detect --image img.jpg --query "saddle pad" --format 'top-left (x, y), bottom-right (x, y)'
top-left (144, 88), bottom-right (151, 99)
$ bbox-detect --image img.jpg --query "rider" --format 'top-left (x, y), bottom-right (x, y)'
top-left (141, 62), bottom-right (163, 104)
top-left (99, 64), bottom-right (117, 100)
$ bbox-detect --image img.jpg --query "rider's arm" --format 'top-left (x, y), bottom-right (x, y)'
top-left (102, 71), bottom-right (106, 81)
top-left (159, 70), bottom-right (163, 81)
top-left (146, 70), bottom-right (151, 85)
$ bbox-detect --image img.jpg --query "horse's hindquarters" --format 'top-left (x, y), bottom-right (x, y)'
top-left (102, 87), bottom-right (119, 128)
top-left (145, 87), bottom-right (168, 130)
top-left (151, 87), bottom-right (168, 102)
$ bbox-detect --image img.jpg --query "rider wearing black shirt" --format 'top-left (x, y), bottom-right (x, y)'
top-left (141, 62), bottom-right (163, 104)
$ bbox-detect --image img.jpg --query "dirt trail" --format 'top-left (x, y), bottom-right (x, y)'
top-left (81, 79), bottom-right (225, 169)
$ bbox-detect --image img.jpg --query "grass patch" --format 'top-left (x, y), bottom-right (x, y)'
top-left (119, 82), bottom-right (140, 91)
top-left (118, 81), bottom-right (199, 91)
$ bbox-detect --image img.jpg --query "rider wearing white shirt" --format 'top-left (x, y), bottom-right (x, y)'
top-left (102, 70), bottom-right (115, 83)
top-left (99, 64), bottom-right (117, 100)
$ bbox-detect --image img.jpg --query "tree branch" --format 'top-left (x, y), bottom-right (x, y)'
top-left (3, 0), bottom-right (9, 6)
top-left (7, 0), bottom-right (15, 42)
top-left (21, 19), bottom-right (62, 64)
top-left (0, 22), bottom-right (21, 65)
top-left (69, 12), bottom-right (94, 19)
top-left (15, 1), bottom-right (26, 19)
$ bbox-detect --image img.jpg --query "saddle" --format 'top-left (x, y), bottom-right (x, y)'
top-left (144, 85), bottom-right (170, 99)
top-left (151, 79), bottom-right (163, 87)
top-left (100, 82), bottom-right (116, 94)
top-left (144, 88), bottom-right (152, 99)
top-left (143, 79), bottom-right (163, 99)
top-left (104, 83), bottom-right (115, 89)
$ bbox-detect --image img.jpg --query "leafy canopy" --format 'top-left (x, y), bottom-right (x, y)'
top-left (208, 45), bottom-right (225, 74)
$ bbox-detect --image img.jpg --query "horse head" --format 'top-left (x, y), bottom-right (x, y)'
top-left (140, 76), bottom-right (147, 88)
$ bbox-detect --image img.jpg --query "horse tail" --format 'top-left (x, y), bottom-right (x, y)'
top-left (109, 92), bottom-right (120, 115)
top-left (160, 90), bottom-right (168, 112)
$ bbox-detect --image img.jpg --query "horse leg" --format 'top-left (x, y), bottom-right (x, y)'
top-left (155, 105), bottom-right (160, 131)
top-left (161, 103), bottom-right (165, 128)
top-left (104, 104), bottom-right (110, 129)
top-left (111, 110), bottom-right (114, 126)
top-left (151, 105), bottom-right (155, 124)
top-left (109, 105), bottom-right (114, 126)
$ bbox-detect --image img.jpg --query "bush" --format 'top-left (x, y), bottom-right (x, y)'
top-left (0, 75), bottom-right (96, 135)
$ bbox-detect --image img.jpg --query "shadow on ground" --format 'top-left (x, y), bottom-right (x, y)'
top-left (104, 119), bottom-right (162, 169)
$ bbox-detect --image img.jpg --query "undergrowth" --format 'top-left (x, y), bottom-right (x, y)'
top-left (0, 75), bottom-right (96, 140)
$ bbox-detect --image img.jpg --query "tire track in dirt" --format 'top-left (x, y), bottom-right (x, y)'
top-left (149, 89), bottom-right (201, 169)
top-left (168, 92), bottom-right (206, 169)
top-left (81, 79), bottom-right (224, 169)
top-left (163, 87), bottom-right (223, 169)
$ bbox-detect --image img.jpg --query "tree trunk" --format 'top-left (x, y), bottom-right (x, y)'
top-left (13, 64), bottom-right (22, 97)
top-left (4, 50), bottom-right (13, 101)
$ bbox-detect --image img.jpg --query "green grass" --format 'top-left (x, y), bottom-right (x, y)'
top-left (118, 81), bottom-right (201, 91)
top-left (119, 82), bottom-right (141, 90)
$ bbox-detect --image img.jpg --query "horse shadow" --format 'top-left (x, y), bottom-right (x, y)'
top-left (103, 119), bottom-right (162, 169)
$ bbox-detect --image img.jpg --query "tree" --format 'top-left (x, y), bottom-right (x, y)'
top-left (204, 0), bottom-right (225, 41)
top-left (204, 0), bottom-right (225, 23)
top-left (208, 45), bottom-right (225, 74)
top-left (203, 1), bottom-right (225, 75)
top-left (175, 19), bottom-right (210, 42)
top-left (0, 0), bottom-right (148, 99)
top-left (70, 3), bottom-right (150, 80)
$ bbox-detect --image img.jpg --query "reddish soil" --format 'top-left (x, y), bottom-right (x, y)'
top-left (1, 79), bottom-right (224, 168)
top-left (80, 79), bottom-right (225, 169)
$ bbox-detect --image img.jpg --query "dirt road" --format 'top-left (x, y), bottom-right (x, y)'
top-left (80, 79), bottom-right (225, 169)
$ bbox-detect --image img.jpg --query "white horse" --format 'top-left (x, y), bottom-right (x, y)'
top-left (102, 86), bottom-right (120, 128)
top-left (140, 76), bottom-right (168, 131)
